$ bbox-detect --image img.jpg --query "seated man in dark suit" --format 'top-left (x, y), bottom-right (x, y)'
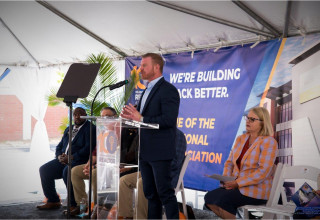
top-left (37, 107), bottom-right (96, 211)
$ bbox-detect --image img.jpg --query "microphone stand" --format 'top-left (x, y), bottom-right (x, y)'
top-left (88, 80), bottom-right (128, 218)
top-left (64, 97), bottom-right (77, 219)
top-left (67, 103), bottom-right (73, 219)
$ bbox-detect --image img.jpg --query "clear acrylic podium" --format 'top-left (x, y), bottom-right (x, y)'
top-left (95, 117), bottom-right (158, 219)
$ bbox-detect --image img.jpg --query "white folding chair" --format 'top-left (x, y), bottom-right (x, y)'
top-left (163, 154), bottom-right (191, 219)
top-left (242, 164), bottom-right (320, 219)
top-left (241, 163), bottom-right (283, 219)
top-left (175, 154), bottom-right (191, 219)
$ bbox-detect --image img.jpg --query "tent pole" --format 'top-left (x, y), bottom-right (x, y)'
top-left (147, 0), bottom-right (275, 38)
top-left (283, 0), bottom-right (292, 38)
top-left (36, 0), bottom-right (127, 58)
top-left (232, 0), bottom-right (281, 37)
top-left (0, 17), bottom-right (40, 67)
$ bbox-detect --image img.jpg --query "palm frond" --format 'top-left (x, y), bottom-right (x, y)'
top-left (46, 87), bottom-right (64, 106)
top-left (47, 52), bottom-right (137, 131)
top-left (59, 116), bottom-right (69, 134)
top-left (46, 71), bottom-right (65, 106)
top-left (112, 97), bottom-right (124, 115)
top-left (47, 94), bottom-right (64, 106)
top-left (79, 98), bottom-right (111, 116)
top-left (85, 53), bottom-right (118, 106)
top-left (80, 53), bottom-right (120, 115)
top-left (87, 53), bottom-right (117, 85)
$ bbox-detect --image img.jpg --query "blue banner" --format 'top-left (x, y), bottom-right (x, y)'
top-left (125, 39), bottom-right (282, 191)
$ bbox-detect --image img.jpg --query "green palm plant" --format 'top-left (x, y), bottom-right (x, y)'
top-left (47, 53), bottom-right (140, 133)
top-left (80, 53), bottom-right (118, 115)
top-left (47, 71), bottom-right (65, 107)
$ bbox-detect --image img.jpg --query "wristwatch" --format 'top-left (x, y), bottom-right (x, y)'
top-left (140, 116), bottom-right (143, 122)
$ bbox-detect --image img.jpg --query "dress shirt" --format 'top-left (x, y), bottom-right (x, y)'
top-left (139, 76), bottom-right (163, 114)
top-left (65, 121), bottom-right (86, 154)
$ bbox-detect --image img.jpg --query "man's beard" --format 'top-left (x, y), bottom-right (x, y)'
top-left (75, 119), bottom-right (85, 126)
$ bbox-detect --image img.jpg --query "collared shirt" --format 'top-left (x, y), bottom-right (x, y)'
top-left (65, 121), bottom-right (86, 154)
top-left (139, 76), bottom-right (163, 114)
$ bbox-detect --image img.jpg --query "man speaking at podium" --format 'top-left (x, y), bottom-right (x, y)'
top-left (121, 53), bottom-right (180, 219)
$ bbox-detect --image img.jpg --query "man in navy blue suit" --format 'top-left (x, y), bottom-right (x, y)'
top-left (37, 107), bottom-right (96, 211)
top-left (121, 53), bottom-right (180, 219)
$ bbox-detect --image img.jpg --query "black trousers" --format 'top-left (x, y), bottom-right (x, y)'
top-left (140, 159), bottom-right (179, 219)
top-left (205, 187), bottom-right (267, 215)
top-left (39, 159), bottom-right (77, 206)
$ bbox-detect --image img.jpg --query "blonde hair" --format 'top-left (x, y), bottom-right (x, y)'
top-left (250, 106), bottom-right (273, 136)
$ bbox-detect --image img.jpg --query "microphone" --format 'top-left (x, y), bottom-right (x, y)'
top-left (109, 80), bottom-right (129, 90)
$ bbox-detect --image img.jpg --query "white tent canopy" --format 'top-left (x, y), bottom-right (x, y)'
top-left (1, 1), bottom-right (320, 67)
top-left (1, 0), bottom-right (320, 206)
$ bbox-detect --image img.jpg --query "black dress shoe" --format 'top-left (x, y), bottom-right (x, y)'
top-left (36, 202), bottom-right (61, 210)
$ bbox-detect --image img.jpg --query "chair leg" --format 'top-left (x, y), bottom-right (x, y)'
top-left (243, 208), bottom-right (249, 219)
top-left (180, 185), bottom-right (188, 219)
top-left (262, 212), bottom-right (274, 219)
top-left (236, 208), bottom-right (243, 219)
top-left (162, 212), bottom-right (167, 219)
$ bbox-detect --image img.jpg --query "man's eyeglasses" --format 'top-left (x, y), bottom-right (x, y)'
top-left (243, 115), bottom-right (262, 123)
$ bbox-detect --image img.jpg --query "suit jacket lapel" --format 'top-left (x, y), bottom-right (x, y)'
top-left (137, 90), bottom-right (146, 112)
top-left (240, 136), bottom-right (260, 168)
top-left (233, 134), bottom-right (249, 172)
top-left (141, 78), bottom-right (164, 114)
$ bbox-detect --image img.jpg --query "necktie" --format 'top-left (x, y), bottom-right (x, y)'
top-left (72, 127), bottom-right (79, 138)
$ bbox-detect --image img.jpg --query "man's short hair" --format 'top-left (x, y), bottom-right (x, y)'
top-left (73, 107), bottom-right (87, 115)
top-left (101, 106), bottom-right (117, 116)
top-left (142, 53), bottom-right (164, 73)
